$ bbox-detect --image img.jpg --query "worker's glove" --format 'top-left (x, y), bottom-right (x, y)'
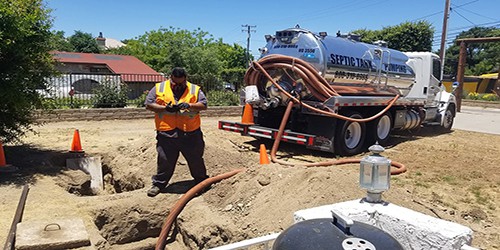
top-left (165, 102), bottom-right (180, 112)
top-left (177, 102), bottom-right (190, 110)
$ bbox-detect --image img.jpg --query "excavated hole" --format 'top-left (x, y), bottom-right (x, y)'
top-left (57, 156), bottom-right (145, 196)
top-left (93, 205), bottom-right (233, 249)
top-left (93, 204), bottom-right (166, 245)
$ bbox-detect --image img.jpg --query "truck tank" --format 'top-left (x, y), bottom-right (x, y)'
top-left (258, 27), bottom-right (416, 97)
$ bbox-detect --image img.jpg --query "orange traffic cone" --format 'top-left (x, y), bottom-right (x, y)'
top-left (70, 129), bottom-right (84, 153)
top-left (0, 141), bottom-right (17, 173)
top-left (259, 144), bottom-right (270, 165)
top-left (0, 141), bottom-right (8, 167)
top-left (241, 103), bottom-right (254, 125)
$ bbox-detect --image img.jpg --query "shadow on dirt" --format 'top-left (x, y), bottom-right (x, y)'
top-left (0, 144), bottom-right (73, 187)
top-left (164, 180), bottom-right (198, 194)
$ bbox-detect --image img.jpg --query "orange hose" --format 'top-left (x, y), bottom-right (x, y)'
top-left (155, 168), bottom-right (246, 250)
top-left (248, 55), bottom-right (400, 123)
top-left (270, 101), bottom-right (406, 174)
top-left (156, 55), bottom-right (407, 249)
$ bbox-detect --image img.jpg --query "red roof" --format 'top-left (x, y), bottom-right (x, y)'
top-left (51, 51), bottom-right (166, 82)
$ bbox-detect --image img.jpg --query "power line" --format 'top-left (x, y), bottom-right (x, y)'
top-left (451, 4), bottom-right (497, 21)
top-left (411, 0), bottom-right (479, 22)
top-left (452, 9), bottom-right (476, 26)
top-left (431, 23), bottom-right (500, 46)
top-left (433, 20), bottom-right (500, 39)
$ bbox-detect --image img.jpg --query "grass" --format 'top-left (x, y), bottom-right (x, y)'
top-left (441, 175), bottom-right (458, 185)
top-left (415, 181), bottom-right (430, 188)
top-left (469, 186), bottom-right (490, 205)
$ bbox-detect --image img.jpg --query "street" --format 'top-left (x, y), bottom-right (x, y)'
top-left (454, 106), bottom-right (500, 135)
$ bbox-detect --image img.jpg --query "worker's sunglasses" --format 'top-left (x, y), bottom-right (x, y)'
top-left (171, 76), bottom-right (186, 85)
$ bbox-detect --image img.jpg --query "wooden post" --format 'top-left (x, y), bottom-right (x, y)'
top-left (495, 66), bottom-right (500, 97)
top-left (456, 41), bottom-right (467, 112)
top-left (454, 37), bottom-right (500, 111)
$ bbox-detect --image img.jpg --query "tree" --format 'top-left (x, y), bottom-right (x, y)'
top-left (0, 0), bottom-right (56, 142)
top-left (351, 21), bottom-right (434, 52)
top-left (106, 27), bottom-right (248, 90)
top-left (443, 27), bottom-right (500, 77)
top-left (68, 30), bottom-right (100, 53)
top-left (49, 30), bottom-right (73, 51)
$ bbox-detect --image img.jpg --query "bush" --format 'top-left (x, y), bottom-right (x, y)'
top-left (481, 93), bottom-right (499, 101)
top-left (132, 90), bottom-right (149, 107)
top-left (466, 92), bottom-right (499, 102)
top-left (92, 83), bottom-right (129, 108)
top-left (467, 92), bottom-right (480, 100)
top-left (40, 97), bottom-right (92, 109)
top-left (207, 90), bottom-right (240, 106)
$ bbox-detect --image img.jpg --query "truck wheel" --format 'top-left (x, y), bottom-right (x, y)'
top-left (334, 112), bottom-right (366, 156)
top-left (366, 112), bottom-right (393, 146)
top-left (441, 106), bottom-right (455, 131)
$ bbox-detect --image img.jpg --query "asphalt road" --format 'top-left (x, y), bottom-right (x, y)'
top-left (454, 106), bottom-right (500, 135)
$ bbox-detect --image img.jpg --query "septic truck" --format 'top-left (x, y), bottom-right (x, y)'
top-left (219, 27), bottom-right (456, 156)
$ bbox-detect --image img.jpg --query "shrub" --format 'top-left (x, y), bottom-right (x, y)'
top-left (92, 83), bottom-right (129, 108)
top-left (40, 97), bottom-right (92, 109)
top-left (207, 90), bottom-right (240, 106)
top-left (465, 92), bottom-right (500, 102)
top-left (481, 93), bottom-right (499, 101)
top-left (133, 90), bottom-right (149, 107)
top-left (466, 92), bottom-right (480, 100)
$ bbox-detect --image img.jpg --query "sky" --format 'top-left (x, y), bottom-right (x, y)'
top-left (46, 0), bottom-right (500, 57)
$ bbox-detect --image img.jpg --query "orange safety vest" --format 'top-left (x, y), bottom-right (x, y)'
top-left (154, 80), bottom-right (201, 132)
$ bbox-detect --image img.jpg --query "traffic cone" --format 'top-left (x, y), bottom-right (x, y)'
top-left (70, 129), bottom-right (84, 153)
top-left (0, 141), bottom-right (8, 167)
top-left (0, 141), bottom-right (17, 173)
top-left (259, 144), bottom-right (270, 165)
top-left (241, 103), bottom-right (254, 125)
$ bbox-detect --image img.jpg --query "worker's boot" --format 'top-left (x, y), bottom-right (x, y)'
top-left (147, 185), bottom-right (164, 197)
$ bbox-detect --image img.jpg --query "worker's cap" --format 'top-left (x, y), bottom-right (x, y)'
top-left (171, 67), bottom-right (187, 78)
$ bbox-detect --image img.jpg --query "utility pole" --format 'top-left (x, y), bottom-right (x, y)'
top-left (455, 37), bottom-right (500, 112)
top-left (242, 24), bottom-right (256, 66)
top-left (439, 0), bottom-right (451, 81)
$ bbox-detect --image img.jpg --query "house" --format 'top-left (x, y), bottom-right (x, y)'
top-left (95, 32), bottom-right (126, 50)
top-left (50, 51), bottom-right (166, 99)
top-left (442, 73), bottom-right (499, 95)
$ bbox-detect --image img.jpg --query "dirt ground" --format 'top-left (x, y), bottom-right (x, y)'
top-left (0, 115), bottom-right (499, 249)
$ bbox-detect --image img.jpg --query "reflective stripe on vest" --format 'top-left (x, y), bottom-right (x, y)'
top-left (154, 80), bottom-right (201, 132)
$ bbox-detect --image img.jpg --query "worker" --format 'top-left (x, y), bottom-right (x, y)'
top-left (144, 67), bottom-right (209, 197)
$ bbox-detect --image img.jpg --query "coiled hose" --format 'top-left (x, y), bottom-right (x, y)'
top-left (249, 55), bottom-right (406, 173)
top-left (246, 54), bottom-right (400, 123)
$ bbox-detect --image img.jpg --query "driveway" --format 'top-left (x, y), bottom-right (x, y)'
top-left (454, 105), bottom-right (500, 135)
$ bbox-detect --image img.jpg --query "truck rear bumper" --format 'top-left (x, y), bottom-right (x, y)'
top-left (218, 121), bottom-right (334, 153)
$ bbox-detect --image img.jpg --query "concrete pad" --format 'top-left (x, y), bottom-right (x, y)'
top-left (15, 218), bottom-right (90, 250)
top-left (66, 156), bottom-right (103, 191)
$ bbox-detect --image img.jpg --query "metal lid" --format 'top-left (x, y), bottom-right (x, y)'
top-left (272, 215), bottom-right (403, 250)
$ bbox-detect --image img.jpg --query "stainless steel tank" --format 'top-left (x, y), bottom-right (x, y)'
top-left (260, 27), bottom-right (416, 96)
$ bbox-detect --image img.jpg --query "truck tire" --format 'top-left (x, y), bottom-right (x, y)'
top-left (441, 105), bottom-right (455, 131)
top-left (366, 112), bottom-right (393, 147)
top-left (334, 112), bottom-right (366, 156)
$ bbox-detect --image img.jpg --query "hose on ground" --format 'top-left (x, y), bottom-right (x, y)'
top-left (155, 168), bottom-right (246, 250)
top-left (270, 101), bottom-right (406, 174)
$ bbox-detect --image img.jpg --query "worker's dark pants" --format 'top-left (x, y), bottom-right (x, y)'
top-left (152, 129), bottom-right (208, 188)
